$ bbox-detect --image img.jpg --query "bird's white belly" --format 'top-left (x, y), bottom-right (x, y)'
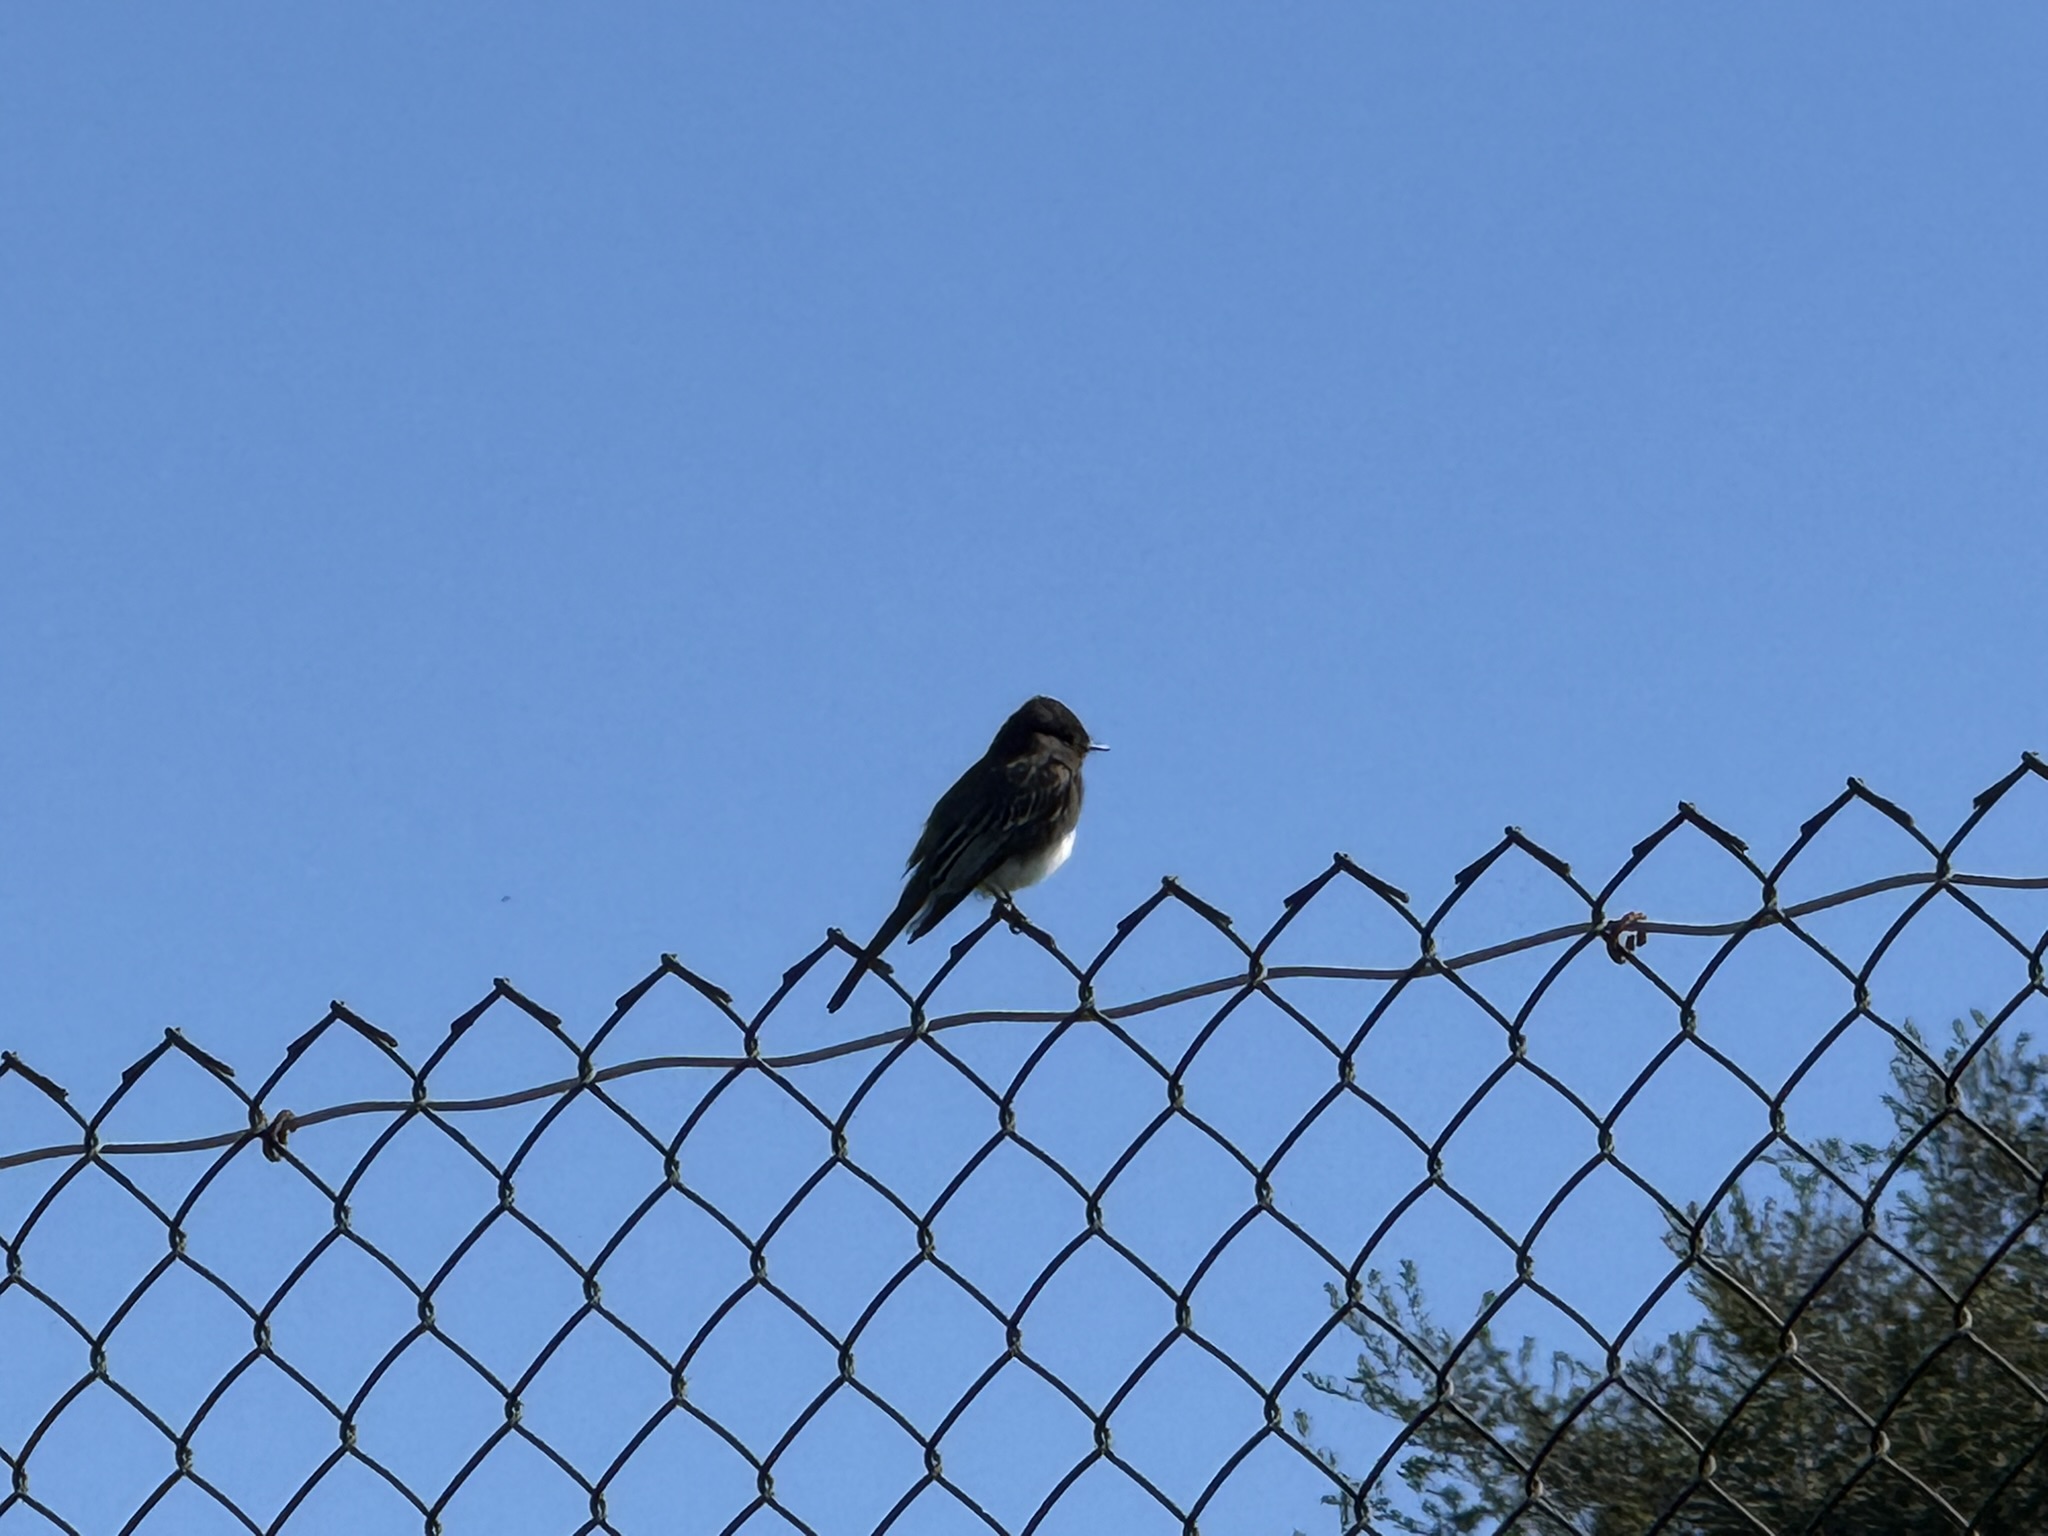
top-left (981, 828), bottom-right (1076, 896)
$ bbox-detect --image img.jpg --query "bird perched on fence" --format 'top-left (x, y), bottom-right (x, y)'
top-left (826, 696), bottom-right (1104, 1012)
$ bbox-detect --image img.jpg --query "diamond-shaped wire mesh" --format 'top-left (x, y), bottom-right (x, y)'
top-left (7, 759), bottom-right (2048, 1534)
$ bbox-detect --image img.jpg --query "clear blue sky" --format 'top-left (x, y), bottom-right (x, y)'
top-left (7, 9), bottom-right (2048, 1534)
top-left (8, 7), bottom-right (2044, 1090)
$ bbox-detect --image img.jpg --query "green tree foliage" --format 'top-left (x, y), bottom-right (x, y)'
top-left (1298, 1019), bottom-right (2048, 1535)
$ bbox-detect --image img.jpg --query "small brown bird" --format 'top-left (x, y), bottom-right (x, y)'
top-left (826, 696), bottom-right (1103, 1012)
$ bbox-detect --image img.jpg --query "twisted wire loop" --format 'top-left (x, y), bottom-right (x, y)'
top-left (5, 757), bottom-right (2048, 1535)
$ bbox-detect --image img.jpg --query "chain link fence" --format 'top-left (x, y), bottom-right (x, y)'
top-left (7, 758), bottom-right (2048, 1535)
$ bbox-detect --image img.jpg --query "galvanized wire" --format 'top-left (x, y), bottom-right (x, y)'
top-left (4, 757), bottom-right (2048, 1535)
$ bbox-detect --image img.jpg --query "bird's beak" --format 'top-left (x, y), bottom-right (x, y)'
top-left (1088, 743), bottom-right (1110, 753)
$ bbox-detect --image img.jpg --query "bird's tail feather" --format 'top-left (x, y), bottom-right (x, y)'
top-left (825, 884), bottom-right (927, 1013)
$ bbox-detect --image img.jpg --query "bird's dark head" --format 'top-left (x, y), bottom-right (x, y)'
top-left (997, 695), bottom-right (1102, 755)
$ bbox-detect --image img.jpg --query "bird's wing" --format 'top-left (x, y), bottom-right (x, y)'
top-left (905, 750), bottom-right (1076, 939)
